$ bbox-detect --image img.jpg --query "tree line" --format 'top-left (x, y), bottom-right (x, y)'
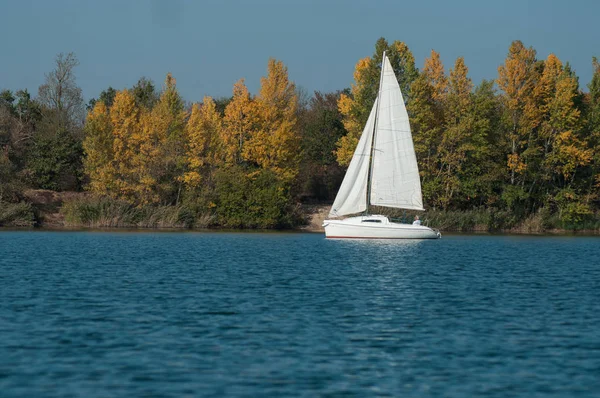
top-left (1, 38), bottom-right (599, 228)
top-left (338, 38), bottom-right (600, 225)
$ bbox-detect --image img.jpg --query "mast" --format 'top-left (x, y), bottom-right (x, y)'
top-left (365, 51), bottom-right (386, 215)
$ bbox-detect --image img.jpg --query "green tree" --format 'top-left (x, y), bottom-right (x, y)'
top-left (297, 91), bottom-right (346, 200)
top-left (213, 165), bottom-right (294, 228)
top-left (435, 57), bottom-right (474, 208)
top-left (26, 128), bottom-right (83, 191)
top-left (585, 57), bottom-right (600, 198)
top-left (87, 87), bottom-right (117, 110)
top-left (131, 77), bottom-right (159, 109)
top-left (0, 148), bottom-right (22, 202)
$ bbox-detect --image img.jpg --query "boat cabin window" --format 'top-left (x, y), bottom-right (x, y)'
top-left (362, 219), bottom-right (382, 223)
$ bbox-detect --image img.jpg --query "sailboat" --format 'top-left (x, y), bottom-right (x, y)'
top-left (323, 52), bottom-right (441, 239)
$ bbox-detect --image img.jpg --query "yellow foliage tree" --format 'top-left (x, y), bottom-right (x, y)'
top-left (183, 97), bottom-right (223, 189)
top-left (144, 73), bottom-right (188, 203)
top-left (535, 54), bottom-right (588, 185)
top-left (221, 79), bottom-right (256, 165)
top-left (244, 58), bottom-right (299, 181)
top-left (497, 40), bottom-right (540, 185)
top-left (109, 89), bottom-right (166, 205)
top-left (110, 89), bottom-right (145, 202)
top-left (83, 101), bottom-right (114, 195)
top-left (408, 50), bottom-right (448, 204)
top-left (423, 50), bottom-right (448, 104)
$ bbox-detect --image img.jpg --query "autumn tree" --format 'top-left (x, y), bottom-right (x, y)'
top-left (109, 89), bottom-right (147, 203)
top-left (585, 57), bottom-right (600, 198)
top-left (434, 57), bottom-right (474, 208)
top-left (535, 55), bottom-right (587, 187)
top-left (221, 79), bottom-right (256, 165)
top-left (409, 50), bottom-right (448, 203)
top-left (146, 73), bottom-right (188, 203)
top-left (83, 101), bottom-right (114, 195)
top-left (497, 41), bottom-right (540, 190)
top-left (244, 58), bottom-right (300, 182)
top-left (183, 97), bottom-right (222, 189)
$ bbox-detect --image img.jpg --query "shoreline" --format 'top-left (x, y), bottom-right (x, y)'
top-left (2, 191), bottom-right (599, 235)
top-left (2, 227), bottom-right (599, 237)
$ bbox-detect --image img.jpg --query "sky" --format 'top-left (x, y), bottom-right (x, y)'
top-left (1, 0), bottom-right (599, 103)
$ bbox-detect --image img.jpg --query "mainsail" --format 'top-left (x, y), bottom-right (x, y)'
top-left (370, 56), bottom-right (424, 211)
top-left (329, 54), bottom-right (424, 218)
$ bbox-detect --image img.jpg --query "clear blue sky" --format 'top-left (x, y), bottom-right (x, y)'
top-left (1, 0), bottom-right (598, 103)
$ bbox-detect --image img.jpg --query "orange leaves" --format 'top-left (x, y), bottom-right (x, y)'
top-left (447, 57), bottom-right (472, 120)
top-left (497, 42), bottom-right (588, 188)
top-left (547, 131), bottom-right (592, 181)
top-left (507, 153), bottom-right (526, 174)
top-left (423, 50), bottom-right (448, 103)
top-left (84, 75), bottom-right (189, 205)
top-left (497, 41), bottom-right (538, 112)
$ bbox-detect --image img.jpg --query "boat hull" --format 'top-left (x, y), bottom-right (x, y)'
top-left (323, 215), bottom-right (440, 239)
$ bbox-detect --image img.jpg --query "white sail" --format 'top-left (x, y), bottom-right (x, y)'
top-left (369, 56), bottom-right (424, 211)
top-left (328, 98), bottom-right (378, 217)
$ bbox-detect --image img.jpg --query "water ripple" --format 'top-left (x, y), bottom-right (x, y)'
top-left (1, 231), bottom-right (600, 397)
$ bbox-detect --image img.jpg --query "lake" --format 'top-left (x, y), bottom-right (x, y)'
top-left (1, 231), bottom-right (599, 397)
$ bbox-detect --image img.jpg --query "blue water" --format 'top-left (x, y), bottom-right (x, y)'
top-left (1, 231), bottom-right (599, 397)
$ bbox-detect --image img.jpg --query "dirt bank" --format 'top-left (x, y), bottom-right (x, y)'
top-left (299, 204), bottom-right (330, 232)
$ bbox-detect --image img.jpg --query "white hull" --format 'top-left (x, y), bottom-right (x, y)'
top-left (323, 215), bottom-right (440, 239)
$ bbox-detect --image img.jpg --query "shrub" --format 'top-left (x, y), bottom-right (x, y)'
top-left (0, 201), bottom-right (36, 227)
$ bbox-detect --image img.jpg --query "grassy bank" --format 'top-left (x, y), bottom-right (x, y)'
top-left (61, 197), bottom-right (213, 229)
top-left (60, 195), bottom-right (301, 229)
top-left (417, 209), bottom-right (600, 234)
